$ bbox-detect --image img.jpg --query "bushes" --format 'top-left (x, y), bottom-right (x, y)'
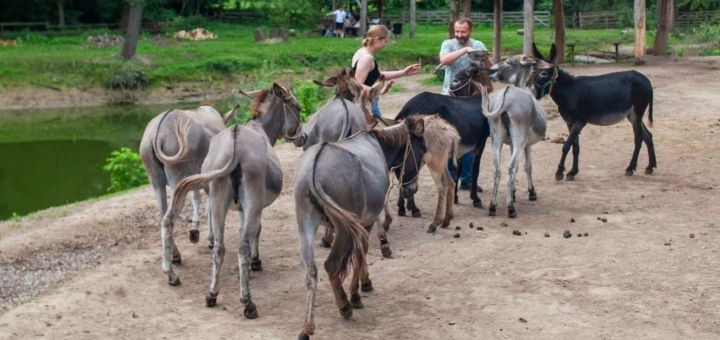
top-left (102, 147), bottom-right (148, 193)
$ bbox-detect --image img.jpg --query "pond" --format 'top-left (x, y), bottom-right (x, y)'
top-left (0, 100), bottom-right (240, 221)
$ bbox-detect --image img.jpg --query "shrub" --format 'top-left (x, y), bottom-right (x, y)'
top-left (102, 147), bottom-right (148, 193)
top-left (292, 79), bottom-right (327, 122)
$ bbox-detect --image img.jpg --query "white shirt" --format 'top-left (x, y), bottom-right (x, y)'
top-left (333, 10), bottom-right (346, 24)
top-left (440, 38), bottom-right (487, 94)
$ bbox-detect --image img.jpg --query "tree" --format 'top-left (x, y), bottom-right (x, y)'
top-left (552, 0), bottom-right (565, 63)
top-left (122, 0), bottom-right (144, 61)
top-left (409, 0), bottom-right (416, 38)
top-left (523, 0), bottom-right (534, 55)
top-left (634, 0), bottom-right (646, 64)
top-left (54, 0), bottom-right (66, 27)
top-left (493, 0), bottom-right (503, 63)
top-left (653, 0), bottom-right (673, 56)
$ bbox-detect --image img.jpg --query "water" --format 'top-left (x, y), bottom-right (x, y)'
top-left (0, 100), bottom-right (239, 220)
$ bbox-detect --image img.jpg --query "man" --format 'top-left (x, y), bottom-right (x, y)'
top-left (439, 16), bottom-right (488, 190)
top-left (329, 7), bottom-right (347, 38)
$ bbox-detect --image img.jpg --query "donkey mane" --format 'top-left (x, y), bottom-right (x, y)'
top-left (250, 89), bottom-right (274, 119)
top-left (369, 123), bottom-right (409, 148)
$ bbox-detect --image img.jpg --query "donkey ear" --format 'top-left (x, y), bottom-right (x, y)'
top-left (313, 76), bottom-right (337, 87)
top-left (549, 43), bottom-right (557, 64)
top-left (532, 42), bottom-right (544, 60)
top-left (272, 83), bottom-right (289, 98)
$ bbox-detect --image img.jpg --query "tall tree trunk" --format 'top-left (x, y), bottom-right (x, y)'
top-left (449, 0), bottom-right (460, 38)
top-left (122, 2), bottom-right (144, 61)
top-left (493, 0), bottom-right (503, 63)
top-left (462, 0), bottom-right (471, 17)
top-left (409, 0), bottom-right (416, 38)
top-left (57, 0), bottom-right (65, 27)
top-left (523, 0), bottom-right (535, 56)
top-left (634, 0), bottom-right (646, 63)
top-left (376, 0), bottom-right (383, 21)
top-left (653, 0), bottom-right (673, 56)
top-left (359, 0), bottom-right (367, 36)
top-left (553, 0), bottom-right (565, 63)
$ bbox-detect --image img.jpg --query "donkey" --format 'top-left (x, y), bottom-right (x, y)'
top-left (491, 45), bottom-right (656, 180)
top-left (139, 105), bottom-right (237, 249)
top-left (293, 115), bottom-right (426, 340)
top-left (473, 82), bottom-right (547, 218)
top-left (160, 83), bottom-right (301, 319)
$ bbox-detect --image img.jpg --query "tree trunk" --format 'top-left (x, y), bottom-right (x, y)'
top-left (376, 0), bottom-right (383, 21)
top-left (634, 0), bottom-right (646, 63)
top-left (523, 0), bottom-right (534, 56)
top-left (359, 0), bottom-right (367, 36)
top-left (409, 0), bottom-right (416, 38)
top-left (57, 0), bottom-right (65, 27)
top-left (462, 0), bottom-right (471, 17)
top-left (553, 0), bottom-right (565, 63)
top-left (653, 0), bottom-right (673, 56)
top-left (493, 0), bottom-right (503, 63)
top-left (449, 0), bottom-right (460, 38)
top-left (122, 3), bottom-right (144, 61)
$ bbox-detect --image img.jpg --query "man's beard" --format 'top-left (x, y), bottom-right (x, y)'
top-left (456, 36), bottom-right (468, 45)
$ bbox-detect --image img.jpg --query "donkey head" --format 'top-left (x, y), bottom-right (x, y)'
top-left (271, 83), bottom-right (303, 140)
top-left (249, 83), bottom-right (302, 144)
top-left (398, 115), bottom-right (426, 198)
top-left (450, 51), bottom-right (494, 97)
top-left (490, 55), bottom-right (556, 100)
top-left (313, 68), bottom-right (363, 103)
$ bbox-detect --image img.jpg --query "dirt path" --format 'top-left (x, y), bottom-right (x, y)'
top-left (1, 57), bottom-right (720, 339)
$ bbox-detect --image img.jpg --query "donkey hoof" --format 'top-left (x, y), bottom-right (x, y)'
top-left (167, 274), bottom-right (181, 286)
top-left (188, 230), bottom-right (199, 243)
top-left (426, 224), bottom-right (438, 233)
top-left (473, 199), bottom-right (483, 208)
top-left (625, 170), bottom-right (634, 176)
top-left (411, 209), bottom-right (422, 218)
top-left (529, 191), bottom-right (538, 201)
top-left (397, 209), bottom-right (406, 217)
top-left (488, 205), bottom-right (497, 216)
top-left (251, 258), bottom-right (263, 271)
top-left (171, 253), bottom-right (182, 264)
top-left (205, 292), bottom-right (218, 307)
top-left (339, 302), bottom-right (354, 319)
top-left (244, 301), bottom-right (259, 319)
top-left (454, 197), bottom-right (459, 204)
top-left (361, 280), bottom-right (374, 292)
top-left (298, 333), bottom-right (311, 340)
top-left (565, 174), bottom-right (576, 181)
top-left (381, 244), bottom-right (393, 258)
top-left (320, 237), bottom-right (332, 248)
top-left (508, 207), bottom-right (517, 218)
top-left (350, 293), bottom-right (363, 309)
top-left (555, 172), bottom-right (564, 181)
top-left (645, 167), bottom-right (654, 175)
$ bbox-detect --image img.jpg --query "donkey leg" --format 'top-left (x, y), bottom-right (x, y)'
top-left (160, 215), bottom-right (181, 286)
top-left (296, 199), bottom-right (321, 340)
top-left (426, 159), bottom-right (450, 230)
top-left (525, 146), bottom-right (537, 201)
top-left (470, 148), bottom-right (484, 208)
top-left (376, 210), bottom-right (392, 258)
top-left (641, 122), bottom-right (656, 174)
top-left (350, 228), bottom-right (373, 308)
top-left (506, 139), bottom-right (524, 218)
top-left (625, 117), bottom-right (643, 176)
top-left (188, 190), bottom-right (202, 243)
top-left (204, 190), bottom-right (215, 249)
top-left (407, 196), bottom-right (422, 218)
top-left (206, 181), bottom-right (232, 308)
top-left (320, 226), bottom-right (334, 248)
top-left (239, 204), bottom-right (263, 319)
top-left (327, 273), bottom-right (352, 319)
top-left (396, 193), bottom-right (407, 217)
top-left (488, 136), bottom-right (502, 216)
top-left (565, 122), bottom-right (586, 181)
top-left (250, 223), bottom-right (263, 271)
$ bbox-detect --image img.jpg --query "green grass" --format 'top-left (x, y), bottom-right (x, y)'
top-left (0, 21), bottom-right (716, 91)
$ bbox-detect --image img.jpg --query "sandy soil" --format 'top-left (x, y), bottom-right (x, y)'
top-left (1, 57), bottom-right (720, 340)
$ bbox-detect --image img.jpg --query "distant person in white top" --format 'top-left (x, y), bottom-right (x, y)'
top-left (329, 7), bottom-right (347, 38)
top-left (439, 16), bottom-right (488, 95)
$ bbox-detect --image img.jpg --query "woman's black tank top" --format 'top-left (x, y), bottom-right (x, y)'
top-left (352, 59), bottom-right (381, 86)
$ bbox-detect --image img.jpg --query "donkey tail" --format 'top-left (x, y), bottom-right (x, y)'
top-left (480, 85), bottom-right (510, 119)
top-left (222, 105), bottom-right (240, 125)
top-left (153, 110), bottom-right (192, 165)
top-left (162, 126), bottom-right (239, 227)
top-left (310, 143), bottom-right (369, 282)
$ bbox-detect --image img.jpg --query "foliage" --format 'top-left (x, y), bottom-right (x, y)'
top-left (102, 147), bottom-right (148, 193)
top-left (292, 79), bottom-right (329, 122)
top-left (693, 23), bottom-right (720, 44)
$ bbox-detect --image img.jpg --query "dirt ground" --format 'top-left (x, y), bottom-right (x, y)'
top-left (1, 57), bottom-right (720, 339)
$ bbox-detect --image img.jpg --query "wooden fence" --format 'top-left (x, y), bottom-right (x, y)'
top-left (382, 11), bottom-right (551, 27)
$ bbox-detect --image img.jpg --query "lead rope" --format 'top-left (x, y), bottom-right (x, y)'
top-left (384, 131), bottom-right (419, 205)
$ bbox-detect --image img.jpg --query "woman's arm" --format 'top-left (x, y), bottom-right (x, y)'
top-left (381, 63), bottom-right (421, 80)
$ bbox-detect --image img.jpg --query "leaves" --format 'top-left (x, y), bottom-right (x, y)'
top-left (102, 147), bottom-right (148, 193)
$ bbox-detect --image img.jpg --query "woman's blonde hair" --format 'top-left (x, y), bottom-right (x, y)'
top-left (362, 25), bottom-right (390, 47)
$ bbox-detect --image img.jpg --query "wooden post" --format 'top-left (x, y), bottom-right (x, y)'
top-left (523, 0), bottom-right (534, 56)
top-left (493, 0), bottom-right (503, 63)
top-left (553, 0), bottom-right (565, 64)
top-left (409, 0), bottom-right (416, 38)
top-left (634, 0), bottom-right (646, 64)
top-left (360, 0), bottom-right (367, 36)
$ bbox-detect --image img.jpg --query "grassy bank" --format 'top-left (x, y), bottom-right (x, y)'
top-left (2, 21), bottom-right (713, 93)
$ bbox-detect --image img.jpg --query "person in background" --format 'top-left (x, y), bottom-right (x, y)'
top-left (351, 25), bottom-right (421, 123)
top-left (439, 16), bottom-right (489, 191)
top-left (329, 7), bottom-right (347, 38)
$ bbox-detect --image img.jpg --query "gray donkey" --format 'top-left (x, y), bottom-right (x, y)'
top-left (293, 81), bottom-right (427, 340)
top-left (139, 105), bottom-right (237, 249)
top-left (160, 83), bottom-right (301, 319)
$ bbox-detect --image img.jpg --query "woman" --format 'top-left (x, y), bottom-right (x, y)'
top-left (351, 25), bottom-right (421, 122)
